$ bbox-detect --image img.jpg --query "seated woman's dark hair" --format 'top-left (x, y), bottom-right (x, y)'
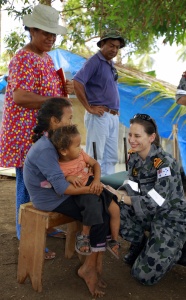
top-left (32, 98), bottom-right (72, 143)
top-left (130, 113), bottom-right (160, 147)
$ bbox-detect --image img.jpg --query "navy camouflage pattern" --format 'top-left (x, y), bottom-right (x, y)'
top-left (120, 144), bottom-right (186, 285)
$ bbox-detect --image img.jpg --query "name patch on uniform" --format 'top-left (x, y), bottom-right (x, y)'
top-left (157, 167), bottom-right (171, 179)
top-left (123, 179), bottom-right (139, 192)
top-left (148, 188), bottom-right (165, 206)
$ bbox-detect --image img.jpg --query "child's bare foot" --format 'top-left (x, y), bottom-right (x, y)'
top-left (96, 252), bottom-right (107, 288)
top-left (78, 265), bottom-right (105, 297)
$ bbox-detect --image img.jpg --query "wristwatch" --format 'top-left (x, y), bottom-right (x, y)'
top-left (120, 195), bottom-right (125, 204)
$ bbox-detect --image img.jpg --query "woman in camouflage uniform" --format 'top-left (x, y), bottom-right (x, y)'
top-left (109, 113), bottom-right (186, 285)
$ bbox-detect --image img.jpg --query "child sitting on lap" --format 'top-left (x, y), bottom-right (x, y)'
top-left (50, 124), bottom-right (120, 258)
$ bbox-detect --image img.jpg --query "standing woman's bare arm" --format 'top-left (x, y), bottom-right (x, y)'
top-left (13, 89), bottom-right (55, 109)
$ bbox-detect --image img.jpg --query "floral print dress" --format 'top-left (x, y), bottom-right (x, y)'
top-left (0, 50), bottom-right (64, 167)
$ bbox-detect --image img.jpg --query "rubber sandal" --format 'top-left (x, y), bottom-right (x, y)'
top-left (45, 248), bottom-right (56, 260)
top-left (107, 240), bottom-right (120, 259)
top-left (75, 232), bottom-right (92, 256)
top-left (47, 228), bottom-right (67, 239)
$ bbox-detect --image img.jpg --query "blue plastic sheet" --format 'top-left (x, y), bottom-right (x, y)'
top-left (49, 49), bottom-right (186, 173)
top-left (1, 49), bottom-right (186, 173)
top-left (49, 48), bottom-right (86, 78)
top-left (0, 75), bottom-right (7, 93)
top-left (118, 84), bottom-right (186, 172)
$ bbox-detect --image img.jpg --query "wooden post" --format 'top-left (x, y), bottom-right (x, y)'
top-left (173, 124), bottom-right (178, 160)
top-left (123, 137), bottom-right (128, 171)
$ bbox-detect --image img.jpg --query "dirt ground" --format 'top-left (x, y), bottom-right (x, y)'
top-left (1, 177), bottom-right (186, 300)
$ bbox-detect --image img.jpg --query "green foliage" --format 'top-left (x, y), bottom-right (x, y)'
top-left (63, 0), bottom-right (186, 53)
top-left (176, 44), bottom-right (186, 63)
top-left (1, 0), bottom-right (186, 119)
top-left (0, 28), bottom-right (27, 73)
top-left (3, 30), bottom-right (27, 58)
top-left (0, 52), bottom-right (9, 74)
top-left (0, 0), bottom-right (10, 7)
top-left (2, 0), bottom-right (186, 54)
top-left (145, 70), bottom-right (156, 77)
top-left (117, 69), bottom-right (186, 122)
top-left (2, 0), bottom-right (38, 21)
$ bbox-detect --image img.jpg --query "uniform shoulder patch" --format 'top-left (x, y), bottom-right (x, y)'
top-left (157, 167), bottom-right (171, 179)
top-left (153, 157), bottom-right (163, 169)
top-left (132, 167), bottom-right (138, 177)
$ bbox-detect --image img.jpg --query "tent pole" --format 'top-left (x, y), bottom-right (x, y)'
top-left (123, 137), bottom-right (128, 171)
top-left (173, 124), bottom-right (178, 160)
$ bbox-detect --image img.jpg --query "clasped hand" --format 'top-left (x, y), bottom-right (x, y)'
top-left (65, 79), bottom-right (74, 95)
top-left (89, 179), bottom-right (103, 195)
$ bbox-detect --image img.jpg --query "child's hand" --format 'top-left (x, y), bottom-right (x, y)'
top-left (89, 179), bottom-right (103, 195)
top-left (66, 175), bottom-right (83, 188)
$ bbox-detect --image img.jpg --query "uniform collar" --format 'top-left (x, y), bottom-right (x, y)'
top-left (131, 144), bottom-right (160, 163)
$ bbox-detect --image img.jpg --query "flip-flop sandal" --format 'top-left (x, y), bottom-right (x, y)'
top-left (107, 240), bottom-right (120, 259)
top-left (75, 232), bottom-right (92, 256)
top-left (47, 228), bottom-right (67, 239)
top-left (45, 248), bottom-right (56, 260)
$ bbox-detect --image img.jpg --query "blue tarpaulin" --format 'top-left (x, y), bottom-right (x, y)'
top-left (1, 49), bottom-right (186, 173)
top-left (118, 84), bottom-right (186, 173)
top-left (0, 75), bottom-right (7, 93)
top-left (49, 48), bottom-right (86, 77)
top-left (49, 49), bottom-right (186, 173)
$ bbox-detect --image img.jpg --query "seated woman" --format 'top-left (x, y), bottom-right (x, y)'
top-left (108, 113), bottom-right (186, 285)
top-left (23, 97), bottom-right (115, 297)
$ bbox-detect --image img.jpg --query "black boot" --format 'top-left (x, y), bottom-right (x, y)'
top-left (123, 235), bottom-right (147, 266)
top-left (177, 242), bottom-right (186, 266)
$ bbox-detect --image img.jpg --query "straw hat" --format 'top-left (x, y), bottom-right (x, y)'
top-left (97, 30), bottom-right (125, 48)
top-left (23, 4), bottom-right (67, 35)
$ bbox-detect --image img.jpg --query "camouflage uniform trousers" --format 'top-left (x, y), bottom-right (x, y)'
top-left (120, 204), bottom-right (186, 285)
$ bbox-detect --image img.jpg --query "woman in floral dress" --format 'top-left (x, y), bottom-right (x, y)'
top-left (0, 4), bottom-right (73, 258)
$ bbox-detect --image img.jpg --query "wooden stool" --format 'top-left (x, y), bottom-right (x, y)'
top-left (17, 202), bottom-right (82, 292)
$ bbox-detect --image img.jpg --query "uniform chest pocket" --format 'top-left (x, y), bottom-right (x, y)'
top-left (139, 175), bottom-right (157, 193)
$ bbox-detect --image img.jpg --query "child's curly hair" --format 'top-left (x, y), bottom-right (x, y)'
top-left (50, 124), bottom-right (80, 151)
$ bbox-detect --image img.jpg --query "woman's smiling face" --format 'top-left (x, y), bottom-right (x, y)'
top-left (128, 123), bottom-right (155, 160)
top-left (30, 28), bottom-right (57, 54)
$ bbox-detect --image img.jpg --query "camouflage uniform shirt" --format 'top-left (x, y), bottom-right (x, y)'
top-left (120, 143), bottom-right (186, 285)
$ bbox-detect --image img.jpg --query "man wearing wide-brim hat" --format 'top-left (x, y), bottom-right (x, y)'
top-left (74, 29), bottom-right (125, 176)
